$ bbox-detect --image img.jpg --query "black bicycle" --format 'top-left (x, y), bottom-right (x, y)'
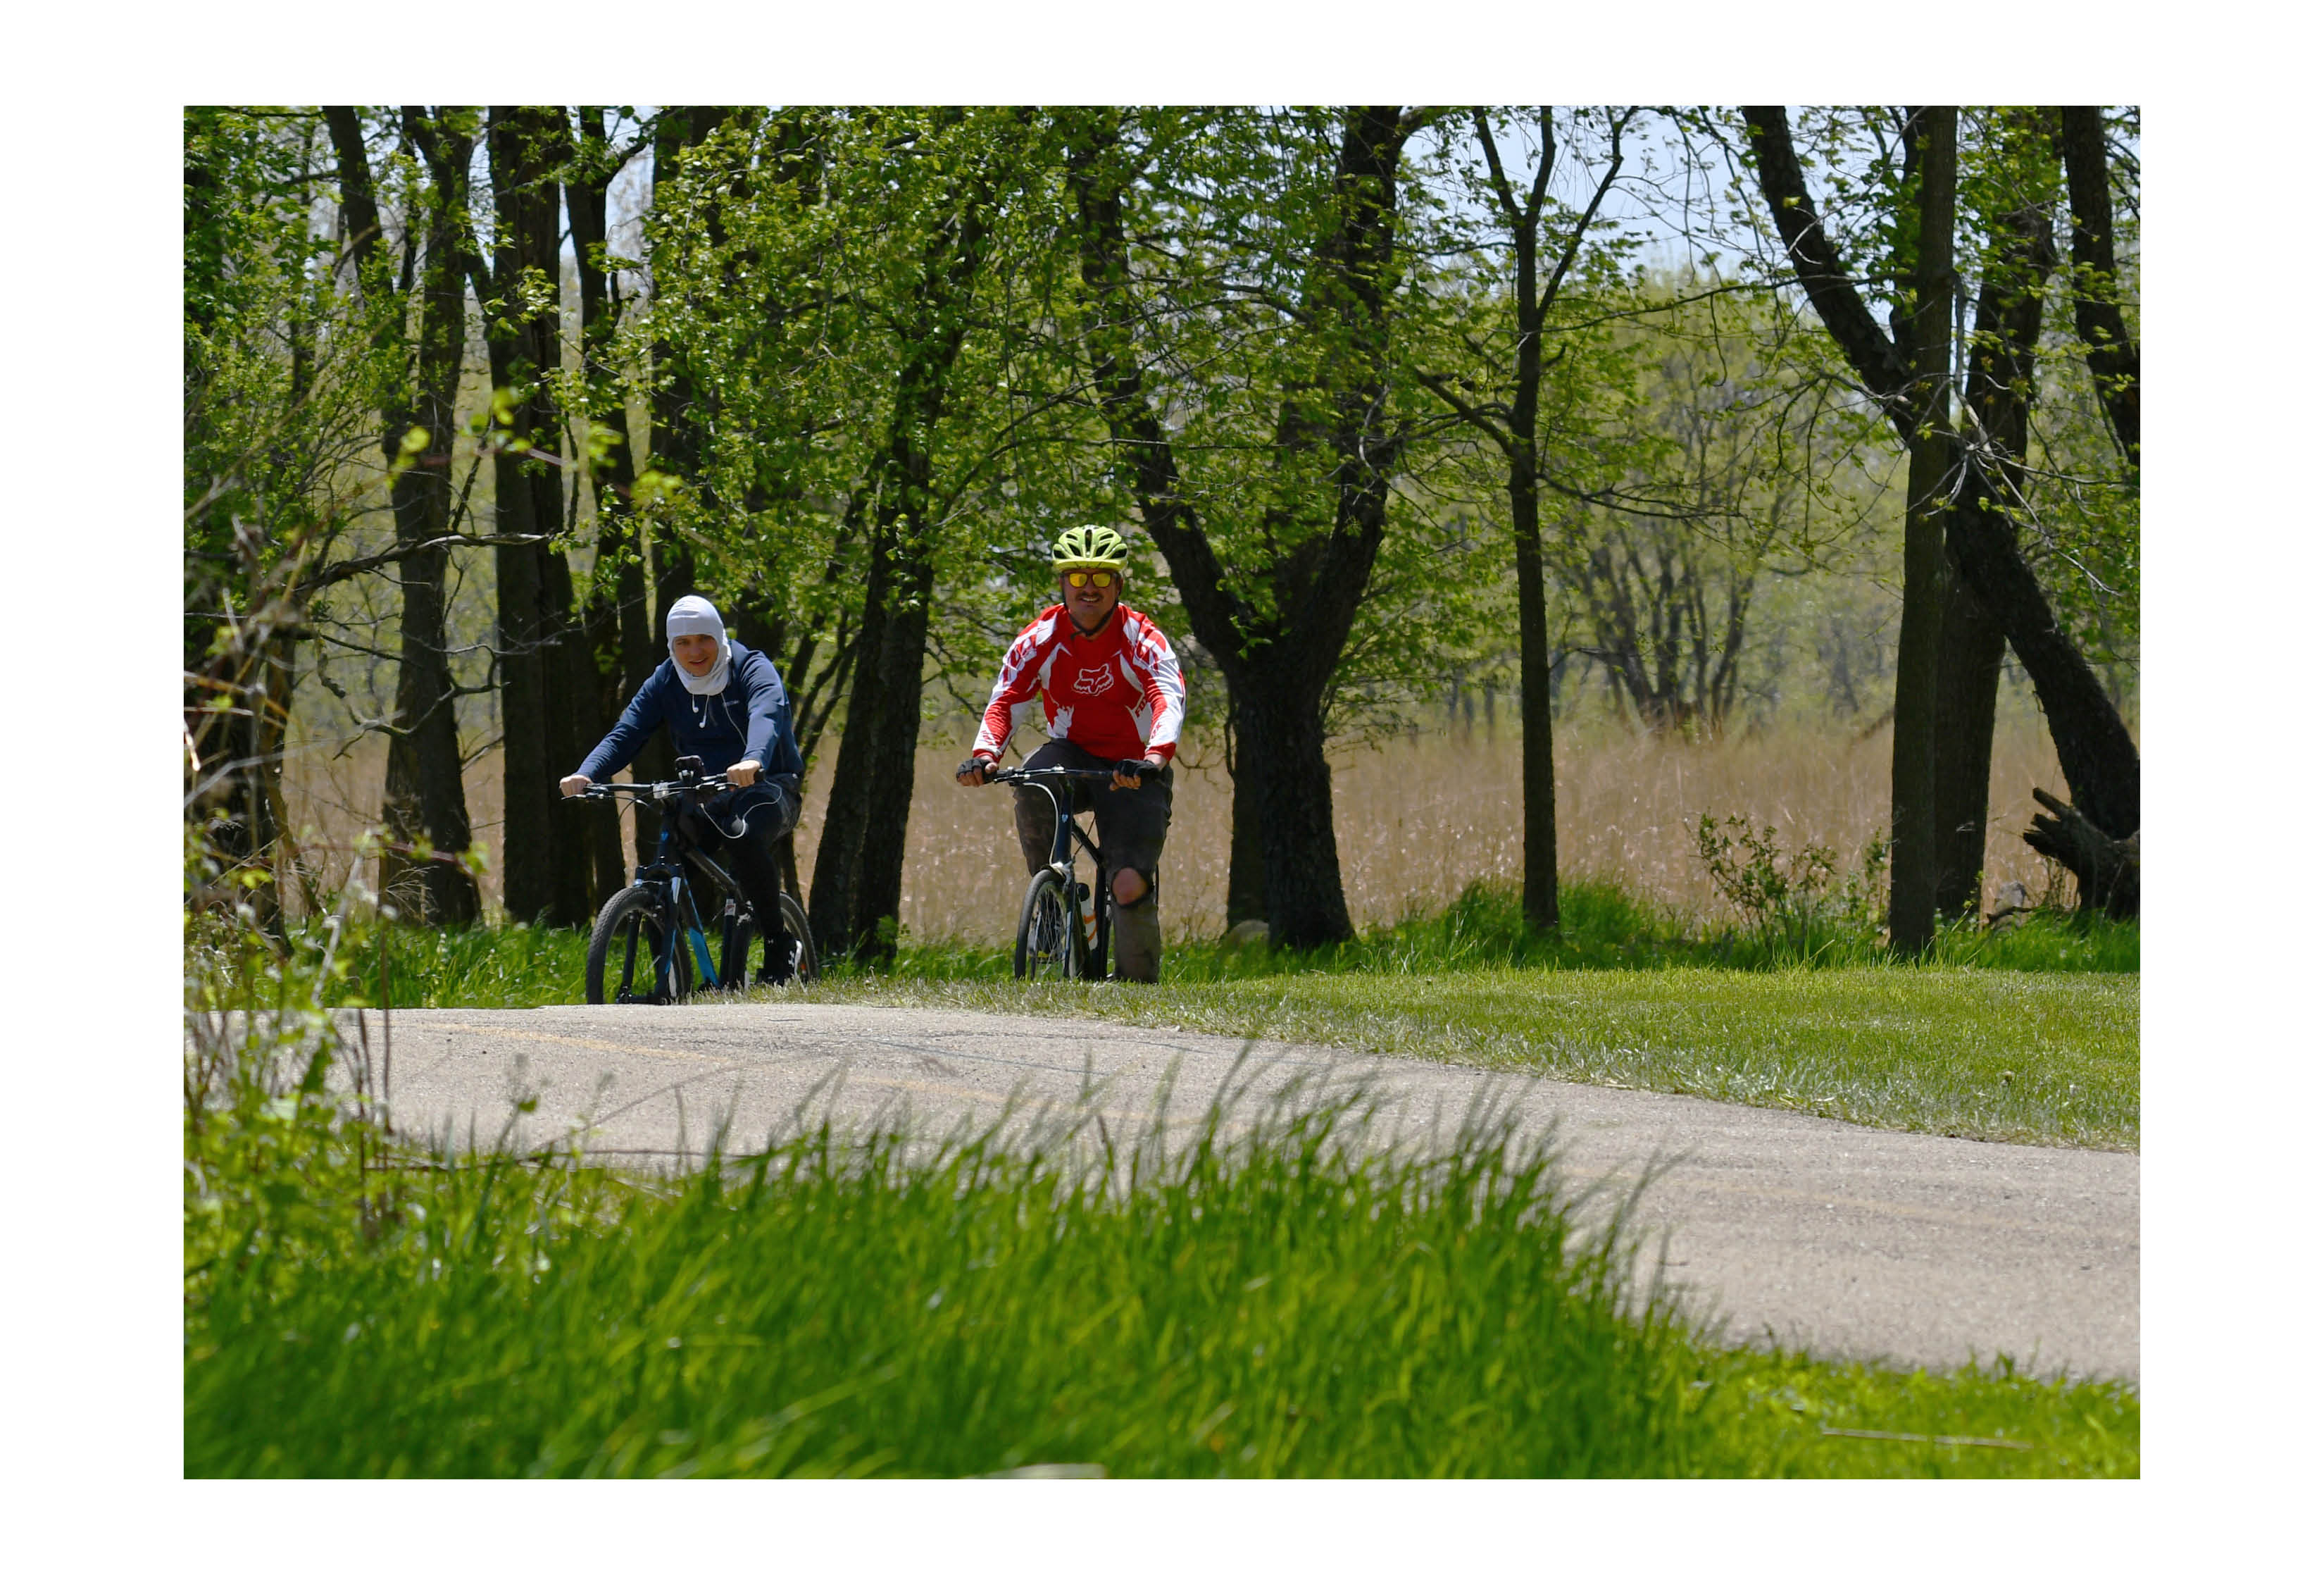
top-left (575, 757), bottom-right (818, 1003)
top-left (985, 765), bottom-right (1120, 982)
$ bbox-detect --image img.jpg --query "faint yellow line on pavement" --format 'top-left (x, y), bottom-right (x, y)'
top-left (422, 1020), bottom-right (729, 1065)
top-left (421, 1020), bottom-right (1204, 1133)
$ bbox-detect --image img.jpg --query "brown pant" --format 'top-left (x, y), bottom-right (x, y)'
top-left (1011, 740), bottom-right (1171, 981)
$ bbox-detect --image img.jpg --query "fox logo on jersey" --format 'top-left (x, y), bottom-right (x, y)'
top-left (1072, 664), bottom-right (1116, 696)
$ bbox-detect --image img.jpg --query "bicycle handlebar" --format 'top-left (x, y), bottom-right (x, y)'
top-left (983, 766), bottom-right (1119, 785)
top-left (578, 771), bottom-right (734, 802)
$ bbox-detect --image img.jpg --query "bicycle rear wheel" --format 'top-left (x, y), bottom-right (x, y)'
top-left (1084, 878), bottom-right (1111, 982)
top-left (711, 893), bottom-right (818, 988)
top-left (778, 893), bottom-right (819, 983)
top-left (587, 885), bottom-right (690, 1005)
top-left (1013, 869), bottom-right (1079, 981)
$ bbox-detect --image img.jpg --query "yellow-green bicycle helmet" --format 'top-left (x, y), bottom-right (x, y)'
top-left (1050, 523), bottom-right (1130, 571)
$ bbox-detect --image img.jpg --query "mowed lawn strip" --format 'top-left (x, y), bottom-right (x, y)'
top-left (792, 966), bottom-right (2139, 1150)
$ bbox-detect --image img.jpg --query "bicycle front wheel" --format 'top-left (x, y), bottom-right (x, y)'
top-left (1013, 869), bottom-right (1078, 981)
top-left (587, 885), bottom-right (689, 1005)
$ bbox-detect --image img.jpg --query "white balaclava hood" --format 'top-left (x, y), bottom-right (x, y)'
top-left (666, 595), bottom-right (733, 697)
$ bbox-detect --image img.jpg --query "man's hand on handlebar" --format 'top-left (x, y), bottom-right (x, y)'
top-left (956, 756), bottom-right (992, 788)
top-left (1113, 755), bottom-right (1166, 790)
top-left (727, 759), bottom-right (761, 788)
top-left (560, 773), bottom-right (591, 798)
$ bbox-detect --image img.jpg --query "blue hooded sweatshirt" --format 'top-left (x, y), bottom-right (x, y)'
top-left (576, 642), bottom-right (804, 788)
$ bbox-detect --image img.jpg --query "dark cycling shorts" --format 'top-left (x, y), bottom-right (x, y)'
top-left (1013, 740), bottom-right (1172, 881)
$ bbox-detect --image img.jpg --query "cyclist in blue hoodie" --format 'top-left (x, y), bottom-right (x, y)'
top-left (562, 595), bottom-right (807, 984)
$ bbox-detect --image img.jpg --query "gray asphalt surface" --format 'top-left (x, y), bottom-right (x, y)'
top-left (346, 1001), bottom-right (2138, 1382)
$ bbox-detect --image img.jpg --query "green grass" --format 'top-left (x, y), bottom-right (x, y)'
top-left (196, 916), bottom-right (592, 1011)
top-left (185, 1086), bottom-right (2135, 1478)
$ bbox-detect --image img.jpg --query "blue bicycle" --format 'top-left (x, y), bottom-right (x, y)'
top-left (577, 757), bottom-right (817, 1004)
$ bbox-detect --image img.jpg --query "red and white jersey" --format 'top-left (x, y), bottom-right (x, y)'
top-left (973, 604), bottom-right (1186, 764)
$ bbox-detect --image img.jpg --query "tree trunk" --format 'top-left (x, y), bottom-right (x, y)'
top-left (184, 116), bottom-right (287, 928)
top-left (1223, 684), bottom-right (1268, 926)
top-left (830, 543), bottom-right (937, 962)
top-left (1237, 678), bottom-right (1351, 945)
top-left (190, 628), bottom-right (296, 931)
top-left (1742, 106), bottom-right (2139, 852)
top-left (808, 118), bottom-right (995, 964)
top-left (544, 541), bottom-right (622, 905)
top-left (569, 106), bottom-right (649, 888)
top-left (485, 104), bottom-right (592, 928)
top-left (1482, 108), bottom-right (1582, 935)
top-left (2059, 106), bottom-right (2138, 468)
top-left (1944, 485), bottom-right (2139, 839)
top-left (1930, 586), bottom-right (2005, 917)
top-left (1933, 166), bottom-right (2058, 919)
top-left (570, 106), bottom-right (646, 690)
top-left (325, 106), bottom-right (483, 926)
top-left (807, 563), bottom-right (887, 959)
top-left (1888, 106), bottom-right (1955, 955)
top-left (809, 517), bottom-right (946, 964)
top-left (2025, 789), bottom-right (2138, 918)
top-left (1065, 107), bottom-right (1416, 950)
top-left (342, 111), bottom-right (483, 920)
top-left (1511, 457), bottom-right (1560, 932)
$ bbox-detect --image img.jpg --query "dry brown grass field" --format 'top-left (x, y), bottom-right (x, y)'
top-left (839, 715), bottom-right (2067, 945)
top-left (279, 705), bottom-right (2071, 945)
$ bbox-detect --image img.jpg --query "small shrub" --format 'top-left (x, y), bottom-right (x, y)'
top-left (1689, 815), bottom-right (1893, 963)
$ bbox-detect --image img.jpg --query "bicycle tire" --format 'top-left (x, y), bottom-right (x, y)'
top-left (1077, 877), bottom-right (1111, 981)
top-left (778, 893), bottom-right (820, 983)
top-left (1090, 873), bottom-right (1116, 982)
top-left (1013, 869), bottom-right (1078, 981)
top-left (710, 892), bottom-right (818, 988)
top-left (587, 884), bottom-right (689, 1005)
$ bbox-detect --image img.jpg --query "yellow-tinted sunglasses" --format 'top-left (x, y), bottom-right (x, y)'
top-left (1063, 569), bottom-right (1118, 589)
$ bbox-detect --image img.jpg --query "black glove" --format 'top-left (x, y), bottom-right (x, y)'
top-left (957, 757), bottom-right (991, 786)
top-left (1114, 758), bottom-right (1155, 788)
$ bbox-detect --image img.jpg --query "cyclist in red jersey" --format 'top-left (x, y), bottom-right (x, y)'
top-left (956, 525), bottom-right (1185, 981)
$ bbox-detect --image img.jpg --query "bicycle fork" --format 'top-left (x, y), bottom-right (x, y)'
top-left (651, 876), bottom-right (720, 995)
top-left (1047, 800), bottom-right (1102, 969)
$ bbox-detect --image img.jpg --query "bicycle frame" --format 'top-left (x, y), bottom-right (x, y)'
top-left (637, 809), bottom-right (729, 990)
top-left (991, 765), bottom-right (1116, 972)
top-left (1020, 776), bottom-right (1108, 876)
top-left (585, 766), bottom-right (750, 993)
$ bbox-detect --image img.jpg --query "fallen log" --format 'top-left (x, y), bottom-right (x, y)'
top-left (2023, 788), bottom-right (2139, 919)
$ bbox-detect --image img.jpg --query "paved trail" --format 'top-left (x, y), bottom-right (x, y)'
top-left (356, 1002), bottom-right (2138, 1382)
